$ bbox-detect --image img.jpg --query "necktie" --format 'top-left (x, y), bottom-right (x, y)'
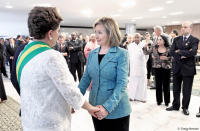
top-left (183, 37), bottom-right (187, 43)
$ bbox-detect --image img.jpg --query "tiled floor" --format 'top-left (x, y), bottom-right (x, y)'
top-left (2, 71), bottom-right (200, 131)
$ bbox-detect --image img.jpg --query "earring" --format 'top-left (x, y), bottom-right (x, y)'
top-left (49, 37), bottom-right (52, 40)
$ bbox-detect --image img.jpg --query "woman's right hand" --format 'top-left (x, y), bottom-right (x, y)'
top-left (82, 101), bottom-right (100, 118)
top-left (87, 105), bottom-right (100, 118)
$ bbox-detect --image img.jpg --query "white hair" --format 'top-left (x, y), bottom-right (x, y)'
top-left (182, 21), bottom-right (193, 28)
top-left (154, 26), bottom-right (163, 33)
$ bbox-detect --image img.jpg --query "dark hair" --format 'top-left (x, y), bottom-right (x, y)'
top-left (16, 35), bottom-right (21, 39)
top-left (28, 6), bottom-right (63, 39)
top-left (172, 30), bottom-right (178, 36)
top-left (160, 35), bottom-right (169, 47)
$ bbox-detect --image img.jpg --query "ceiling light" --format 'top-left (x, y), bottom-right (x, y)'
top-left (33, 3), bottom-right (52, 7)
top-left (193, 20), bottom-right (199, 23)
top-left (172, 21), bottom-right (180, 24)
top-left (5, 5), bottom-right (13, 9)
top-left (133, 16), bottom-right (143, 20)
top-left (169, 11), bottom-right (184, 16)
top-left (162, 16), bottom-right (167, 19)
top-left (117, 9), bottom-right (123, 13)
top-left (111, 14), bottom-right (120, 17)
top-left (131, 19), bottom-right (136, 22)
top-left (149, 7), bottom-right (164, 12)
top-left (120, 1), bottom-right (136, 8)
top-left (81, 9), bottom-right (93, 17)
top-left (166, 0), bottom-right (174, 4)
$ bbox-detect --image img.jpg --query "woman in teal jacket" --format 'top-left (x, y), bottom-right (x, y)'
top-left (78, 17), bottom-right (131, 131)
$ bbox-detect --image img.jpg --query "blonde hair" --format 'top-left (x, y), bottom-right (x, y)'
top-left (94, 17), bottom-right (121, 46)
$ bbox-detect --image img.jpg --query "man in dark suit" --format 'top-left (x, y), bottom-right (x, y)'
top-left (6, 38), bottom-right (18, 76)
top-left (68, 32), bottom-right (85, 82)
top-left (53, 34), bottom-right (70, 66)
top-left (166, 21), bottom-right (199, 115)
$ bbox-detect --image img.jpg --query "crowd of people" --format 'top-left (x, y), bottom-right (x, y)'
top-left (0, 6), bottom-right (200, 131)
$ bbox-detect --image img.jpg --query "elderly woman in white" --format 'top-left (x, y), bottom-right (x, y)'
top-left (17, 7), bottom-right (99, 131)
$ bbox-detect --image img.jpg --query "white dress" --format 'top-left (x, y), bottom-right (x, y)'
top-left (128, 42), bottom-right (149, 101)
top-left (20, 49), bottom-right (85, 131)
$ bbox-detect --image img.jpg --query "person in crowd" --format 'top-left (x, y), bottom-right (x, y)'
top-left (18, 6), bottom-right (99, 131)
top-left (128, 33), bottom-right (149, 102)
top-left (15, 35), bottom-right (23, 46)
top-left (84, 34), bottom-right (98, 60)
top-left (150, 26), bottom-right (171, 90)
top-left (143, 35), bottom-right (172, 106)
top-left (78, 17), bottom-right (131, 131)
top-left (0, 41), bottom-right (7, 103)
top-left (68, 32), bottom-right (85, 81)
top-left (84, 34), bottom-right (99, 90)
top-left (197, 107), bottom-right (200, 117)
top-left (142, 32), bottom-right (153, 88)
top-left (166, 21), bottom-right (199, 115)
top-left (170, 29), bottom-right (179, 43)
top-left (0, 38), bottom-right (8, 77)
top-left (24, 36), bottom-right (30, 44)
top-left (120, 34), bottom-right (132, 49)
top-left (84, 35), bottom-right (90, 43)
top-left (11, 36), bottom-right (30, 95)
top-left (53, 34), bottom-right (70, 66)
top-left (6, 37), bottom-right (18, 76)
top-left (154, 26), bottom-right (171, 45)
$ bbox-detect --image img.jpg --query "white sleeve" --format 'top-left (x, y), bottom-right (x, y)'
top-left (45, 51), bottom-right (85, 110)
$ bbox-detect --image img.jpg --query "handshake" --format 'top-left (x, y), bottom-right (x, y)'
top-left (73, 103), bottom-right (109, 120)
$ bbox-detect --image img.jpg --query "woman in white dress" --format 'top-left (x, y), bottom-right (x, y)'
top-left (18, 7), bottom-right (99, 131)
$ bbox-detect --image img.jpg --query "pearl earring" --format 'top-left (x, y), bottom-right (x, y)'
top-left (49, 37), bottom-right (52, 40)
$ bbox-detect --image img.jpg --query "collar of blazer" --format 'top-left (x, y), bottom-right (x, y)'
top-left (94, 46), bottom-right (117, 70)
top-left (94, 46), bottom-right (117, 53)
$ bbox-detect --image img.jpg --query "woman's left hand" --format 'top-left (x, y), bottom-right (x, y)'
top-left (95, 105), bottom-right (108, 120)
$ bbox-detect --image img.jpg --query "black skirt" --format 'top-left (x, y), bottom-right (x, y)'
top-left (92, 115), bottom-right (130, 131)
top-left (0, 72), bottom-right (7, 101)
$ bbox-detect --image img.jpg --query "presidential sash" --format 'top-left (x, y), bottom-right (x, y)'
top-left (16, 41), bottom-right (51, 87)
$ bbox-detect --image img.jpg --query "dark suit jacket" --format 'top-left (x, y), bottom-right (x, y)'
top-left (11, 44), bottom-right (27, 95)
top-left (170, 35), bottom-right (199, 76)
top-left (0, 44), bottom-right (4, 72)
top-left (0, 44), bottom-right (7, 76)
top-left (6, 43), bottom-right (18, 58)
top-left (53, 42), bottom-right (69, 61)
top-left (68, 39), bottom-right (85, 64)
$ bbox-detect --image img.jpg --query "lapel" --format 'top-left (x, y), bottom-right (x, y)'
top-left (99, 46), bottom-right (117, 70)
top-left (94, 48), bottom-right (100, 71)
top-left (178, 36), bottom-right (184, 49)
top-left (185, 35), bottom-right (192, 44)
top-left (180, 35), bottom-right (192, 49)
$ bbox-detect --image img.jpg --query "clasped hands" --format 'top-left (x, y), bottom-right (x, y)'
top-left (87, 105), bottom-right (109, 120)
top-left (72, 105), bottom-right (108, 120)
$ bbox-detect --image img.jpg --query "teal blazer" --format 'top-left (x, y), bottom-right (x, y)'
top-left (78, 46), bottom-right (131, 119)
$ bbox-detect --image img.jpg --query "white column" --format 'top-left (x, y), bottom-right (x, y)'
top-left (125, 24), bottom-right (136, 35)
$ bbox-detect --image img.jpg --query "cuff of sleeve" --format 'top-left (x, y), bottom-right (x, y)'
top-left (73, 95), bottom-right (85, 110)
top-left (102, 103), bottom-right (112, 113)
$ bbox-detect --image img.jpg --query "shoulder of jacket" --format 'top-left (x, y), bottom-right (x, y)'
top-left (190, 35), bottom-right (199, 41)
top-left (174, 36), bottom-right (182, 41)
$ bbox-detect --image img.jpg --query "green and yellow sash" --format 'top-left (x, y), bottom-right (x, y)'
top-left (16, 41), bottom-right (51, 87)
